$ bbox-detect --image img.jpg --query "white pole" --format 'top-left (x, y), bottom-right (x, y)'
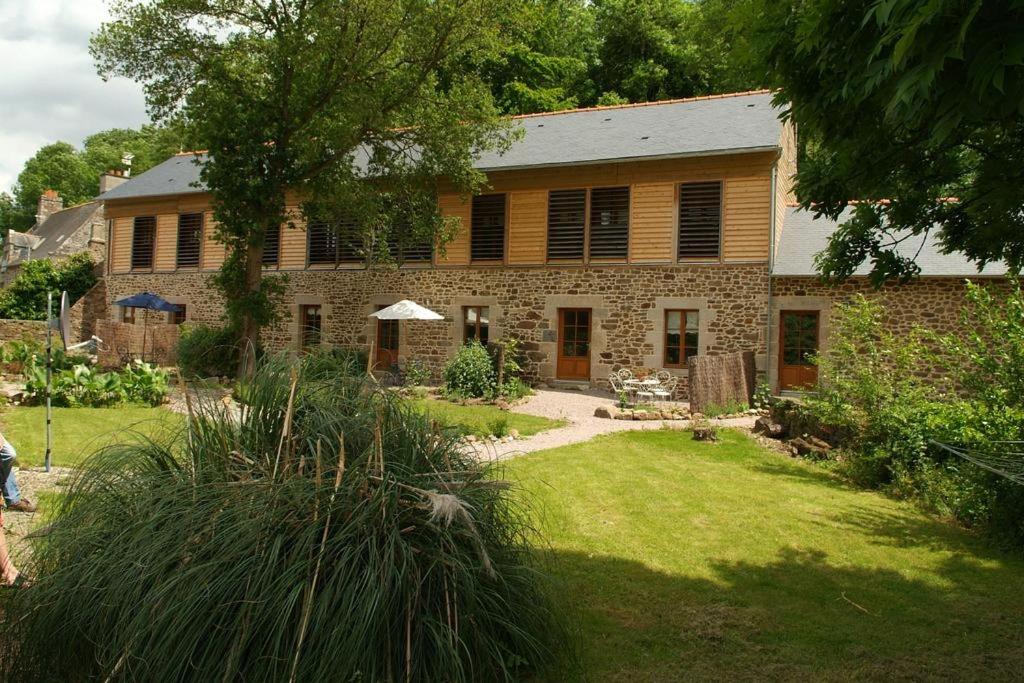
top-left (45, 291), bottom-right (53, 473)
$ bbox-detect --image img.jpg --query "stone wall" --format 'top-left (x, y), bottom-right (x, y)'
top-left (103, 264), bottom-right (772, 395)
top-left (69, 279), bottom-right (109, 343)
top-left (0, 319), bottom-right (47, 344)
top-left (95, 319), bottom-right (180, 368)
top-left (769, 275), bottom-right (1011, 388)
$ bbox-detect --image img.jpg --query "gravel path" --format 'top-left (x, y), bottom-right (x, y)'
top-left (468, 388), bottom-right (758, 461)
top-left (4, 466), bottom-right (74, 561)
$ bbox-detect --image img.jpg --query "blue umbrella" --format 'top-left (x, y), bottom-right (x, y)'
top-left (113, 292), bottom-right (182, 313)
top-left (113, 292), bottom-right (182, 362)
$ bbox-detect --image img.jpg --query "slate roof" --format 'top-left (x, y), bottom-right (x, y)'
top-left (5, 202), bottom-right (103, 269)
top-left (99, 91), bottom-right (784, 201)
top-left (774, 206), bottom-right (1008, 277)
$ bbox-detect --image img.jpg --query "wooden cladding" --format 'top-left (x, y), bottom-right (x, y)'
top-left (131, 216), bottom-right (156, 269)
top-left (546, 189), bottom-right (586, 260)
top-left (176, 213), bottom-right (203, 268)
top-left (470, 194), bottom-right (506, 262)
top-left (263, 224), bottom-right (281, 266)
top-left (588, 187), bottom-right (629, 259)
top-left (678, 181), bottom-right (722, 260)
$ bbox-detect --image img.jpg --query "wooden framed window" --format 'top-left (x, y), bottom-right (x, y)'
top-left (168, 305), bottom-right (186, 325)
top-left (263, 224), bottom-right (281, 266)
top-left (463, 306), bottom-right (490, 345)
top-left (131, 216), bottom-right (156, 269)
top-left (386, 223), bottom-right (433, 264)
top-left (588, 186), bottom-right (629, 259)
top-left (471, 194), bottom-right (506, 262)
top-left (299, 304), bottom-right (323, 349)
top-left (677, 181), bottom-right (722, 259)
top-left (664, 309), bottom-right (699, 367)
top-left (176, 213), bottom-right (202, 268)
top-left (307, 216), bottom-right (361, 266)
top-left (546, 189), bottom-right (586, 260)
top-left (122, 307), bottom-right (138, 324)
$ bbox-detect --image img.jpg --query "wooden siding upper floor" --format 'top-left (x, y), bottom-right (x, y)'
top-left (105, 151), bottom-right (779, 275)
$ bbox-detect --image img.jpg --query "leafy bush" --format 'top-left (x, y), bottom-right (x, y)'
top-left (23, 361), bottom-right (169, 407)
top-left (0, 252), bottom-right (97, 320)
top-left (177, 323), bottom-right (239, 378)
top-left (403, 358), bottom-right (431, 387)
top-left (1, 354), bottom-right (569, 681)
top-left (442, 340), bottom-right (495, 399)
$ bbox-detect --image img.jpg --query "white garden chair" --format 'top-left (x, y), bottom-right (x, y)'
top-left (653, 371), bottom-right (678, 402)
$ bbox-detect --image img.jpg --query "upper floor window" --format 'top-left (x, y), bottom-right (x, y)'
top-left (546, 187), bottom-right (630, 261)
top-left (547, 189), bottom-right (586, 260)
top-left (386, 221), bottom-right (433, 264)
top-left (463, 305), bottom-right (490, 345)
top-left (263, 224), bottom-right (281, 266)
top-left (131, 216), bottom-right (156, 269)
top-left (588, 186), bottom-right (629, 259)
top-left (308, 216), bottom-right (361, 266)
top-left (664, 309), bottom-right (699, 368)
top-left (176, 213), bottom-right (202, 268)
top-left (677, 181), bottom-right (722, 260)
top-left (471, 194), bottom-right (506, 262)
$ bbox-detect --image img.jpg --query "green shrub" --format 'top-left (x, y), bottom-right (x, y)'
top-left (300, 346), bottom-right (368, 380)
top-left (487, 416), bottom-right (509, 438)
top-left (22, 361), bottom-right (169, 408)
top-left (403, 358), bottom-right (431, 387)
top-left (701, 400), bottom-right (748, 418)
top-left (0, 252), bottom-right (97, 320)
top-left (442, 340), bottom-right (495, 399)
top-left (177, 323), bottom-right (239, 378)
top-left (1, 354), bottom-right (569, 681)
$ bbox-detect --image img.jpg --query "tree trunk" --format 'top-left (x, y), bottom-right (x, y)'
top-left (237, 237), bottom-right (265, 379)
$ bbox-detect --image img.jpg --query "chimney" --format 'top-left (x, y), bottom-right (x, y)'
top-left (36, 189), bottom-right (63, 224)
top-left (99, 169), bottom-right (129, 194)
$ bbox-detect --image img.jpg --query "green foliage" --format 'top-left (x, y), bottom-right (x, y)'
top-left (403, 358), bottom-right (431, 388)
top-left (752, 0), bottom-right (1024, 282)
top-left (0, 253), bottom-right (97, 321)
top-left (300, 347), bottom-right (369, 381)
top-left (443, 341), bottom-right (497, 399)
top-left (176, 323), bottom-right (239, 378)
top-left (23, 361), bottom-right (169, 408)
top-left (0, 354), bottom-right (569, 681)
top-left (701, 400), bottom-right (748, 418)
top-left (488, 416), bottom-right (511, 438)
top-left (752, 381), bottom-right (772, 409)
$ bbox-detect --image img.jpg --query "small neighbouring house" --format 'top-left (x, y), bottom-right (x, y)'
top-left (92, 90), bottom-right (1008, 395)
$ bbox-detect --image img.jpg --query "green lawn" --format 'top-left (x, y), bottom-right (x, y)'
top-left (508, 430), bottom-right (1024, 681)
top-left (0, 406), bottom-right (182, 467)
top-left (412, 398), bottom-right (564, 438)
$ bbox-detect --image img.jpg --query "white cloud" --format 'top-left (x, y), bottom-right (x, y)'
top-left (0, 0), bottom-right (149, 193)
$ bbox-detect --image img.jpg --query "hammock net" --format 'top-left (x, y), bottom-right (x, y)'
top-left (930, 440), bottom-right (1024, 487)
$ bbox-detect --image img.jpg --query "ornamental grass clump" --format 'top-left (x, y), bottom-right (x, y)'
top-left (0, 353), bottom-right (568, 682)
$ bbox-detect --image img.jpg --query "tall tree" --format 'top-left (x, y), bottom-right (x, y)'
top-left (93, 0), bottom-right (515, 374)
top-left (753, 0), bottom-right (1024, 283)
top-left (13, 143), bottom-right (96, 224)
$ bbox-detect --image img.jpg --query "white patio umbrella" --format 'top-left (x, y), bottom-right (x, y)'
top-left (366, 300), bottom-right (444, 374)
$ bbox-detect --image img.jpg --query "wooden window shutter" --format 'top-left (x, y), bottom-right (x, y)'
top-left (546, 189), bottom-right (586, 260)
top-left (263, 223), bottom-right (281, 265)
top-left (471, 194), bottom-right (506, 261)
top-left (678, 181), bottom-right (722, 259)
top-left (589, 186), bottom-right (629, 259)
top-left (176, 213), bottom-right (202, 268)
top-left (308, 215), bottom-right (362, 265)
top-left (387, 219), bottom-right (433, 263)
top-left (131, 216), bottom-right (156, 269)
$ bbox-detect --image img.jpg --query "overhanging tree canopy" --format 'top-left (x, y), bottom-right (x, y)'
top-left (92, 0), bottom-right (517, 373)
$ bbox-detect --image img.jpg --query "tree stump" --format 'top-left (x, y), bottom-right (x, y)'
top-left (691, 426), bottom-right (719, 442)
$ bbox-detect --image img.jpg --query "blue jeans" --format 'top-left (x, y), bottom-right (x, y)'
top-left (0, 441), bottom-right (20, 506)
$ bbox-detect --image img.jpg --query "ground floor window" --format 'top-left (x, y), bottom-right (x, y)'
top-left (122, 307), bottom-right (138, 324)
top-left (463, 305), bottom-right (490, 345)
top-left (299, 304), bottom-right (323, 349)
top-left (168, 306), bottom-right (186, 325)
top-left (376, 305), bottom-right (400, 370)
top-left (664, 309), bottom-right (699, 367)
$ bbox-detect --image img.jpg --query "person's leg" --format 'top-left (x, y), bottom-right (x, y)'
top-left (0, 519), bottom-right (19, 586)
top-left (0, 442), bottom-right (20, 507)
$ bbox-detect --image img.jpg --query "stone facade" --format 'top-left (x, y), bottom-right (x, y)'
top-left (769, 276), bottom-right (1011, 388)
top-left (103, 263), bottom-right (772, 395)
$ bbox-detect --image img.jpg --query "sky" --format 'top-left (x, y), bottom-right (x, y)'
top-left (0, 0), bottom-right (149, 194)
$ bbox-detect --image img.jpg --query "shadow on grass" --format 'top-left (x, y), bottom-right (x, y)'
top-left (542, 546), bottom-right (1024, 682)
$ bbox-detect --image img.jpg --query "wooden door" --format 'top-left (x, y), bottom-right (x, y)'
top-left (557, 308), bottom-right (591, 380)
top-left (779, 310), bottom-right (819, 390)
top-left (376, 308), bottom-right (400, 370)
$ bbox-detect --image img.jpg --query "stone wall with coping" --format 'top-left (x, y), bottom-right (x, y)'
top-left (103, 264), bottom-right (772, 395)
top-left (0, 319), bottom-right (47, 344)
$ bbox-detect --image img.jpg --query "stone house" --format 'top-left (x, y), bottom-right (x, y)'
top-left (1, 172), bottom-right (130, 286)
top-left (95, 90), bottom-right (1007, 394)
